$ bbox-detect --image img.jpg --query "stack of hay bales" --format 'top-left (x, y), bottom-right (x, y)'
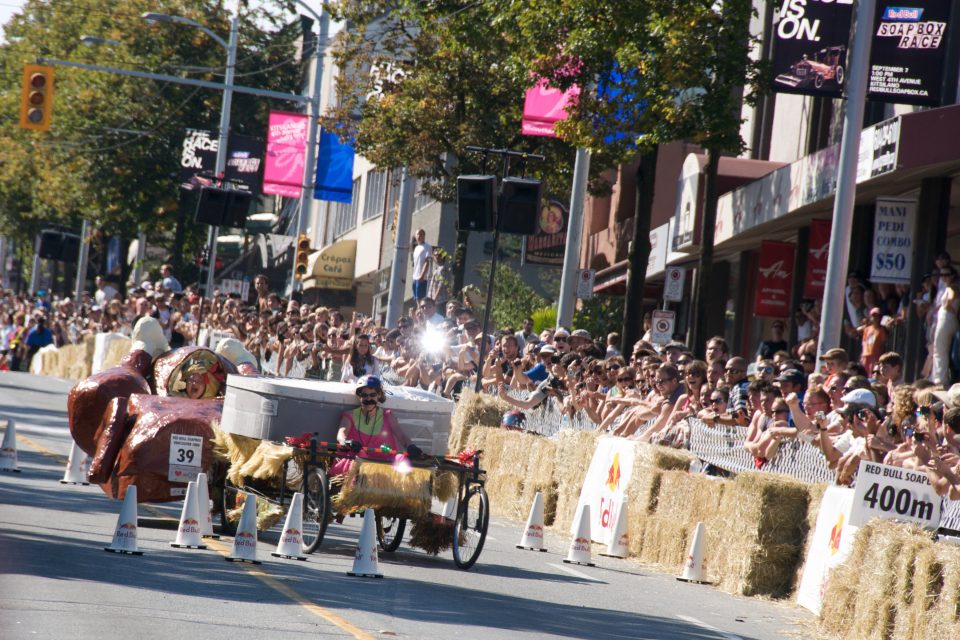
top-left (448, 390), bottom-right (507, 451)
top-left (820, 521), bottom-right (960, 639)
top-left (60, 335), bottom-right (96, 380)
top-left (100, 335), bottom-right (133, 371)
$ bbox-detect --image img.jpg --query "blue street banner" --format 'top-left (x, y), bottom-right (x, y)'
top-left (314, 131), bottom-right (355, 203)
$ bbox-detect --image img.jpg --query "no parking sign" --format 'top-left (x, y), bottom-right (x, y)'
top-left (577, 269), bottom-right (595, 300)
top-left (651, 310), bottom-right (675, 345)
top-left (664, 266), bottom-right (685, 302)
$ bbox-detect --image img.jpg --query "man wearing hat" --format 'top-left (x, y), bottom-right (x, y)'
top-left (663, 340), bottom-right (686, 365)
top-left (569, 328), bottom-right (592, 352)
top-left (775, 369), bottom-right (807, 408)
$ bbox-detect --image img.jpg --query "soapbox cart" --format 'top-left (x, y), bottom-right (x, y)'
top-left (213, 377), bottom-right (490, 569)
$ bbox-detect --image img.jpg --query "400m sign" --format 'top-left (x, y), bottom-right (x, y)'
top-left (850, 461), bottom-right (941, 530)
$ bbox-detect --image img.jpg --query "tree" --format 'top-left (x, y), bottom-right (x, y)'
top-left (471, 260), bottom-right (548, 330)
top-left (0, 0), bottom-right (303, 288)
top-left (489, 0), bottom-right (767, 354)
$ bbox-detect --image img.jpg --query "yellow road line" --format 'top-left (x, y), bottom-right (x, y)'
top-left (16, 435), bottom-right (374, 640)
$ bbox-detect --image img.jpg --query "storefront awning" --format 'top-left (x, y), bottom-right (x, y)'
top-left (712, 103), bottom-right (960, 253)
top-left (302, 239), bottom-right (357, 290)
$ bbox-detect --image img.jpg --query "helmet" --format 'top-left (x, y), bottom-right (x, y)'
top-left (501, 409), bottom-right (526, 431)
top-left (356, 375), bottom-right (383, 393)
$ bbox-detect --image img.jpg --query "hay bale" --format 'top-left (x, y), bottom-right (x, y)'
top-left (713, 472), bottom-right (809, 597)
top-left (449, 390), bottom-right (507, 451)
top-left (927, 540), bottom-right (960, 638)
top-left (819, 522), bottom-right (879, 637)
top-left (849, 523), bottom-right (903, 640)
top-left (551, 429), bottom-right (600, 533)
top-left (465, 426), bottom-right (536, 520)
top-left (636, 516), bottom-right (688, 568)
top-left (101, 336), bottom-right (133, 371)
top-left (517, 435), bottom-right (559, 525)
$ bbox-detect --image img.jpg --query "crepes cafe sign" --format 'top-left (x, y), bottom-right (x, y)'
top-left (868, 1), bottom-right (954, 106)
top-left (524, 200), bottom-right (567, 266)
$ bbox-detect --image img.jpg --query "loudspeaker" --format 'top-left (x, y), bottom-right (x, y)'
top-left (195, 186), bottom-right (228, 225)
top-left (498, 177), bottom-right (541, 235)
top-left (59, 233), bottom-right (81, 263)
top-left (37, 231), bottom-right (62, 260)
top-left (457, 175), bottom-right (496, 232)
top-left (222, 191), bottom-right (252, 229)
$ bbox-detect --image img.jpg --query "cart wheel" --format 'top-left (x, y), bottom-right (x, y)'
top-left (452, 486), bottom-right (489, 570)
top-left (376, 517), bottom-right (406, 552)
top-left (814, 74), bottom-right (824, 89)
top-left (301, 467), bottom-right (330, 554)
top-left (836, 66), bottom-right (845, 85)
top-left (218, 476), bottom-right (240, 538)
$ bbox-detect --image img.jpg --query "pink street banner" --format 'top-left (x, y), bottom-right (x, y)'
top-left (264, 111), bottom-right (308, 198)
top-left (521, 80), bottom-right (579, 138)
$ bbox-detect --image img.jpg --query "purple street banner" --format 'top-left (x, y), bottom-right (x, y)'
top-left (264, 111), bottom-right (308, 198)
top-left (314, 131), bottom-right (355, 203)
top-left (521, 80), bottom-right (579, 137)
top-left (179, 128), bottom-right (264, 194)
top-left (868, 1), bottom-right (954, 106)
top-left (771, 0), bottom-right (854, 98)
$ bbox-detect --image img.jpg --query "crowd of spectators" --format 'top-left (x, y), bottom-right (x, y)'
top-left (3, 258), bottom-right (960, 500)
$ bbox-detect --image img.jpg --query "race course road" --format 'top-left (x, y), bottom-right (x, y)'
top-left (0, 371), bottom-right (815, 639)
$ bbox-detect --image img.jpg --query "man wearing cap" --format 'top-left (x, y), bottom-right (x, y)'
top-left (663, 341), bottom-right (686, 365)
top-left (519, 344), bottom-right (557, 384)
top-left (857, 307), bottom-right (887, 374)
top-left (569, 328), bottom-right (592, 352)
top-left (775, 369), bottom-right (807, 409)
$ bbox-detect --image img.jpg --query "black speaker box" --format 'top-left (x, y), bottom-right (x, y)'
top-left (59, 233), bottom-right (81, 263)
top-left (195, 186), bottom-right (229, 225)
top-left (37, 231), bottom-right (62, 260)
top-left (222, 191), bottom-right (252, 229)
top-left (498, 177), bottom-right (541, 235)
top-left (457, 175), bottom-right (496, 232)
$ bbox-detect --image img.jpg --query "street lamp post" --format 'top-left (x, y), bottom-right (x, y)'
top-left (143, 12), bottom-right (237, 302)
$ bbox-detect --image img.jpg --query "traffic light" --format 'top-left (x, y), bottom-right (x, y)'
top-left (294, 233), bottom-right (311, 279)
top-left (19, 64), bottom-right (54, 131)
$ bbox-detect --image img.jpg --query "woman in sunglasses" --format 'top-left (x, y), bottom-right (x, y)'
top-left (330, 376), bottom-right (409, 477)
top-left (647, 361), bottom-right (709, 448)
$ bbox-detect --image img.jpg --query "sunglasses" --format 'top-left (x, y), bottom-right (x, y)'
top-left (555, 336), bottom-right (568, 342)
top-left (617, 376), bottom-right (633, 383)
top-left (710, 397), bottom-right (724, 404)
top-left (725, 368), bottom-right (744, 374)
top-left (606, 364), bottom-right (621, 371)
top-left (684, 370), bottom-right (702, 377)
top-left (916, 406), bottom-right (932, 417)
top-left (654, 377), bottom-right (674, 385)
top-left (358, 392), bottom-right (379, 399)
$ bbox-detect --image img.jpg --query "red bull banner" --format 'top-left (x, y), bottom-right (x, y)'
top-left (804, 219), bottom-right (831, 298)
top-left (572, 437), bottom-right (636, 545)
top-left (264, 111), bottom-right (308, 198)
top-left (755, 240), bottom-right (796, 318)
top-left (521, 80), bottom-right (579, 138)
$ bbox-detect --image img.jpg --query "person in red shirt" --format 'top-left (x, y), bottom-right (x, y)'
top-left (858, 307), bottom-right (888, 376)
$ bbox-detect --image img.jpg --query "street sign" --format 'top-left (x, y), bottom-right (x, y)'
top-left (664, 266), bottom-right (685, 302)
top-left (577, 269), bottom-right (595, 300)
top-left (651, 310), bottom-right (675, 345)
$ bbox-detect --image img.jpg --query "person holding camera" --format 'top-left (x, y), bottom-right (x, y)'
top-left (497, 372), bottom-right (567, 412)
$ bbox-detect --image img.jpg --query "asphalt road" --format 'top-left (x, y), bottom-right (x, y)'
top-left (0, 371), bottom-right (815, 639)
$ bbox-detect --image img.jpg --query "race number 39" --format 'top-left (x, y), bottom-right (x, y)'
top-left (850, 462), bottom-right (941, 530)
top-left (168, 434), bottom-right (203, 482)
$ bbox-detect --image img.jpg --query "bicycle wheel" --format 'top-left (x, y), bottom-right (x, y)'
top-left (376, 517), bottom-right (406, 552)
top-left (452, 486), bottom-right (489, 570)
top-left (301, 467), bottom-right (330, 554)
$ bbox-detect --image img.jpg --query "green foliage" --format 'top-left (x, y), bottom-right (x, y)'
top-left (471, 260), bottom-right (548, 330)
top-left (0, 0), bottom-right (302, 271)
top-left (573, 295), bottom-right (625, 339)
top-left (530, 306), bottom-right (556, 335)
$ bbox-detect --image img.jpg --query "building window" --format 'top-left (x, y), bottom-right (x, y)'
top-left (363, 170), bottom-right (387, 221)
top-left (413, 176), bottom-right (434, 212)
top-left (332, 177), bottom-right (361, 238)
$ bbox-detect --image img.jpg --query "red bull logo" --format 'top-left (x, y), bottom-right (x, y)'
top-left (572, 537), bottom-right (590, 552)
top-left (114, 522), bottom-right (137, 539)
top-left (183, 518), bottom-right (199, 525)
top-left (605, 453), bottom-right (621, 492)
top-left (526, 524), bottom-right (543, 538)
top-left (237, 531), bottom-right (255, 539)
top-left (235, 531), bottom-right (256, 548)
top-left (829, 513), bottom-right (844, 555)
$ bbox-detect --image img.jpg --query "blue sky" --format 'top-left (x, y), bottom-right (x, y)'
top-left (0, 0), bottom-right (26, 43)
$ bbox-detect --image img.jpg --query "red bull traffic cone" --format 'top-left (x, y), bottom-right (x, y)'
top-left (563, 503), bottom-right (595, 566)
top-left (517, 491), bottom-right (547, 551)
top-left (272, 492), bottom-right (308, 560)
top-left (195, 472), bottom-right (218, 539)
top-left (600, 498), bottom-right (629, 558)
top-left (347, 508), bottom-right (383, 578)
top-left (677, 521), bottom-right (710, 583)
top-left (170, 481), bottom-right (207, 549)
top-left (60, 440), bottom-right (91, 485)
top-left (0, 417), bottom-right (21, 473)
top-left (226, 492), bottom-right (260, 564)
top-left (104, 485), bottom-right (143, 555)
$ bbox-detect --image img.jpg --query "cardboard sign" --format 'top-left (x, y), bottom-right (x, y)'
top-left (850, 461), bottom-right (942, 530)
top-left (796, 486), bottom-right (858, 615)
top-left (168, 434), bottom-right (203, 483)
top-left (870, 197), bottom-right (917, 285)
